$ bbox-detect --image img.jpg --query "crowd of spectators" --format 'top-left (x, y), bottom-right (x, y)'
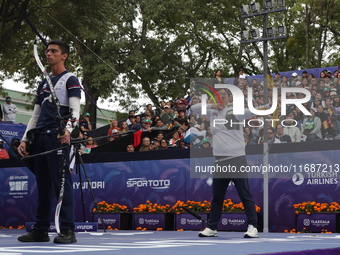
top-left (239, 67), bottom-right (340, 144)
top-left (0, 66), bottom-right (340, 157)
top-left (3, 67), bottom-right (340, 158)
top-left (2, 67), bottom-right (340, 157)
top-left (109, 100), bottom-right (194, 152)
top-left (105, 66), bottom-right (340, 153)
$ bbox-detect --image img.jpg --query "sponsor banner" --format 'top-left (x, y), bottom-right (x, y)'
top-left (217, 213), bottom-right (247, 231)
top-left (0, 122), bottom-right (26, 150)
top-left (252, 149), bottom-right (340, 232)
top-left (133, 213), bottom-right (165, 230)
top-left (93, 213), bottom-right (121, 229)
top-left (93, 213), bottom-right (132, 230)
top-left (71, 159), bottom-right (190, 224)
top-left (25, 222), bottom-right (98, 232)
top-left (297, 214), bottom-right (337, 233)
top-left (175, 213), bottom-right (208, 230)
top-left (2, 148), bottom-right (340, 232)
top-left (8, 175), bottom-right (29, 198)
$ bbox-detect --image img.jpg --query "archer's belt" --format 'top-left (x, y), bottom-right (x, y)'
top-left (35, 128), bottom-right (60, 135)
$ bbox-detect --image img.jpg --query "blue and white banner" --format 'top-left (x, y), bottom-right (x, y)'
top-left (1, 149), bottom-right (340, 232)
top-left (0, 122), bottom-right (26, 150)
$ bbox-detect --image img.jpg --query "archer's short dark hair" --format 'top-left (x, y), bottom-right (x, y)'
top-left (48, 40), bottom-right (70, 57)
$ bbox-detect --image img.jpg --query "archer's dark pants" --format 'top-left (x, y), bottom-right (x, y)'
top-left (207, 155), bottom-right (258, 230)
top-left (32, 131), bottom-right (74, 232)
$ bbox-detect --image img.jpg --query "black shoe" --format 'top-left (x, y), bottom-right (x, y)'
top-left (18, 229), bottom-right (50, 242)
top-left (53, 228), bottom-right (77, 243)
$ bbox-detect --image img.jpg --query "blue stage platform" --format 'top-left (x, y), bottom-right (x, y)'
top-left (1, 229), bottom-right (340, 255)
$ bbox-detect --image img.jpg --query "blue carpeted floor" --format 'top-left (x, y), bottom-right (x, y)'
top-left (1, 229), bottom-right (340, 255)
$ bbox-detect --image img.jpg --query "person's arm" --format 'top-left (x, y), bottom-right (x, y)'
top-left (301, 119), bottom-right (306, 134)
top-left (294, 128), bottom-right (301, 142)
top-left (311, 117), bottom-right (321, 134)
top-left (2, 104), bottom-right (10, 114)
top-left (190, 103), bottom-right (215, 119)
top-left (60, 96), bottom-right (80, 144)
top-left (68, 96), bottom-right (80, 131)
top-left (87, 122), bottom-right (92, 131)
top-left (21, 104), bottom-right (41, 142)
top-left (83, 116), bottom-right (92, 131)
top-left (12, 104), bottom-right (18, 113)
top-left (80, 123), bottom-right (86, 132)
top-left (18, 104), bottom-right (41, 157)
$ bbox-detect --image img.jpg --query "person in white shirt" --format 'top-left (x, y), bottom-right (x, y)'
top-left (3, 97), bottom-right (18, 123)
top-left (283, 115), bottom-right (301, 143)
top-left (191, 88), bottom-right (259, 239)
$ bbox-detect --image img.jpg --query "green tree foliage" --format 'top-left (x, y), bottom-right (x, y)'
top-left (1, 0), bottom-right (340, 123)
top-left (275, 0), bottom-right (340, 70)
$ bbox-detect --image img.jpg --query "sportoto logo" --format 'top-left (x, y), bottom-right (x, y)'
top-left (292, 173), bottom-right (304, 186)
top-left (126, 178), bottom-right (170, 190)
top-left (303, 219), bottom-right (310, 226)
top-left (221, 218), bottom-right (228, 225)
top-left (181, 218), bottom-right (187, 225)
top-left (139, 218), bottom-right (145, 224)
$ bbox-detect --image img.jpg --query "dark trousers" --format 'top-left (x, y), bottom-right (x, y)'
top-left (207, 156), bottom-right (258, 230)
top-left (32, 132), bottom-right (74, 231)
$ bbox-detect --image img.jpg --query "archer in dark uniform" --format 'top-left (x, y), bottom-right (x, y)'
top-left (18, 40), bottom-right (81, 243)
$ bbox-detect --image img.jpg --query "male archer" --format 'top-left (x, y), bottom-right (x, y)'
top-left (191, 87), bottom-right (259, 238)
top-left (18, 40), bottom-right (81, 243)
